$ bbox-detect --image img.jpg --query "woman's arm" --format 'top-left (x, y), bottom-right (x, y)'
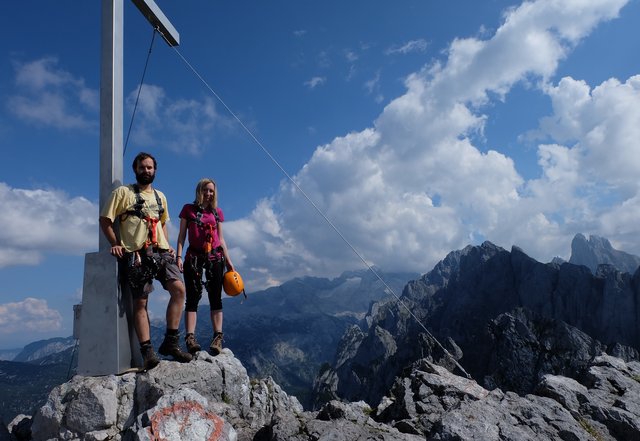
top-left (217, 223), bottom-right (234, 272)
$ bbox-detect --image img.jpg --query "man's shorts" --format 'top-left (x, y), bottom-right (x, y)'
top-left (120, 250), bottom-right (183, 298)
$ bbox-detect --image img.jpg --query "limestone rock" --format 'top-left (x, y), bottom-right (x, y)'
top-left (11, 339), bottom-right (640, 441)
top-left (375, 356), bottom-right (640, 440)
top-left (130, 389), bottom-right (236, 441)
top-left (484, 308), bottom-right (608, 394)
top-left (319, 241), bottom-right (640, 408)
top-left (6, 415), bottom-right (30, 441)
top-left (27, 349), bottom-right (302, 441)
top-left (259, 400), bottom-right (424, 441)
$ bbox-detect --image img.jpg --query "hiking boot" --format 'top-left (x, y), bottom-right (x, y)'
top-left (159, 333), bottom-right (193, 363)
top-left (185, 333), bottom-right (201, 354)
top-left (141, 344), bottom-right (160, 371)
top-left (210, 332), bottom-right (223, 355)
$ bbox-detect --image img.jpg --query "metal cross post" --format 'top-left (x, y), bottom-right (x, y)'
top-left (76, 0), bottom-right (179, 376)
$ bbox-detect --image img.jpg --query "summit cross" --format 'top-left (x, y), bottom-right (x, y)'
top-left (76, 0), bottom-right (180, 376)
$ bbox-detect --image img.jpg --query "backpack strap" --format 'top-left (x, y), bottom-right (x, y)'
top-left (124, 184), bottom-right (164, 220)
top-left (129, 184), bottom-right (145, 218)
top-left (189, 205), bottom-right (220, 227)
top-left (154, 189), bottom-right (164, 218)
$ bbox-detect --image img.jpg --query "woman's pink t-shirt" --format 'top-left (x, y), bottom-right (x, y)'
top-left (179, 204), bottom-right (224, 255)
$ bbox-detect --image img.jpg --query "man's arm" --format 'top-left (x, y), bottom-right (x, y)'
top-left (100, 216), bottom-right (125, 258)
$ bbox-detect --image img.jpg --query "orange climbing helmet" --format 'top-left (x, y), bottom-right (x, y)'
top-left (223, 270), bottom-right (245, 296)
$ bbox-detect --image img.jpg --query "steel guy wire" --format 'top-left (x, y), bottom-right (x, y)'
top-left (124, 27), bottom-right (157, 157)
top-left (156, 29), bottom-right (471, 379)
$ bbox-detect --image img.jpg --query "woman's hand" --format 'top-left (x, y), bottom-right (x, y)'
top-left (176, 256), bottom-right (184, 272)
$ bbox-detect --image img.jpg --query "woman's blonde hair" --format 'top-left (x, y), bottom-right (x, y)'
top-left (194, 178), bottom-right (217, 209)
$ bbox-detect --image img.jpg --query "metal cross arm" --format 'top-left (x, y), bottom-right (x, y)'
top-left (131, 0), bottom-right (180, 46)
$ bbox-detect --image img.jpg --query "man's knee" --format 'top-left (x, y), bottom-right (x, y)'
top-left (167, 279), bottom-right (186, 298)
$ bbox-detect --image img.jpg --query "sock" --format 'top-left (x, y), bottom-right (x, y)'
top-left (140, 340), bottom-right (152, 348)
top-left (166, 328), bottom-right (179, 336)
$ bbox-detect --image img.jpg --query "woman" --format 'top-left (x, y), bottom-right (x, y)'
top-left (176, 178), bottom-right (235, 355)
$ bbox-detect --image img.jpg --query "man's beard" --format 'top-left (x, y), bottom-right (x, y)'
top-left (136, 172), bottom-right (155, 185)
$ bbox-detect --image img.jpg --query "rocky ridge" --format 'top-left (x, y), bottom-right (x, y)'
top-left (315, 241), bottom-right (640, 408)
top-left (375, 354), bottom-right (640, 441)
top-left (12, 338), bottom-right (75, 364)
top-left (5, 349), bottom-right (640, 440)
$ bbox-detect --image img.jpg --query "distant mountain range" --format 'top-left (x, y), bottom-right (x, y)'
top-left (0, 338), bottom-right (77, 423)
top-left (12, 337), bottom-right (76, 364)
top-left (0, 268), bottom-right (417, 421)
top-left (3, 233), bottom-right (640, 425)
top-left (0, 349), bottom-right (21, 361)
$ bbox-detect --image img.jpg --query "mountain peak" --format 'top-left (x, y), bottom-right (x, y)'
top-left (569, 233), bottom-right (640, 274)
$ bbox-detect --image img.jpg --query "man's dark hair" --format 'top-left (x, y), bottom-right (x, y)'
top-left (132, 152), bottom-right (157, 171)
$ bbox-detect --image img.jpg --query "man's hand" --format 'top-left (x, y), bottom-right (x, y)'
top-left (100, 217), bottom-right (122, 258)
top-left (110, 245), bottom-right (125, 258)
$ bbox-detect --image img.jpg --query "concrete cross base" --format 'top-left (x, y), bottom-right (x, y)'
top-left (76, 250), bottom-right (142, 375)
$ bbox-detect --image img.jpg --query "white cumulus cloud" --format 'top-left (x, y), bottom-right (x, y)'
top-left (8, 57), bottom-right (98, 130)
top-left (0, 298), bottom-right (62, 334)
top-left (126, 85), bottom-right (226, 156)
top-left (224, 0), bottom-right (632, 288)
top-left (0, 183), bottom-right (97, 268)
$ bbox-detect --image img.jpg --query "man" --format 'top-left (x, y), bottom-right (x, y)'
top-left (100, 152), bottom-right (192, 370)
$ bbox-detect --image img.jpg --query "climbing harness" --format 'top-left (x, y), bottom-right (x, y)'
top-left (126, 249), bottom-right (161, 290)
top-left (121, 183), bottom-right (165, 248)
top-left (124, 183), bottom-right (165, 220)
top-left (121, 184), bottom-right (165, 288)
top-left (185, 205), bottom-right (227, 293)
top-left (189, 205), bottom-right (221, 255)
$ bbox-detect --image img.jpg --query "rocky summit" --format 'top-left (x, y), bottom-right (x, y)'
top-left (5, 349), bottom-right (640, 440)
top-left (3, 348), bottom-right (423, 441)
top-left (4, 238), bottom-right (640, 440)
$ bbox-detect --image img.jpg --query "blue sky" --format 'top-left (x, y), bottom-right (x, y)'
top-left (1, 0), bottom-right (639, 349)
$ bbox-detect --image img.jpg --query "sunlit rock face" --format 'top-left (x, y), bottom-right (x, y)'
top-left (316, 241), bottom-right (640, 409)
